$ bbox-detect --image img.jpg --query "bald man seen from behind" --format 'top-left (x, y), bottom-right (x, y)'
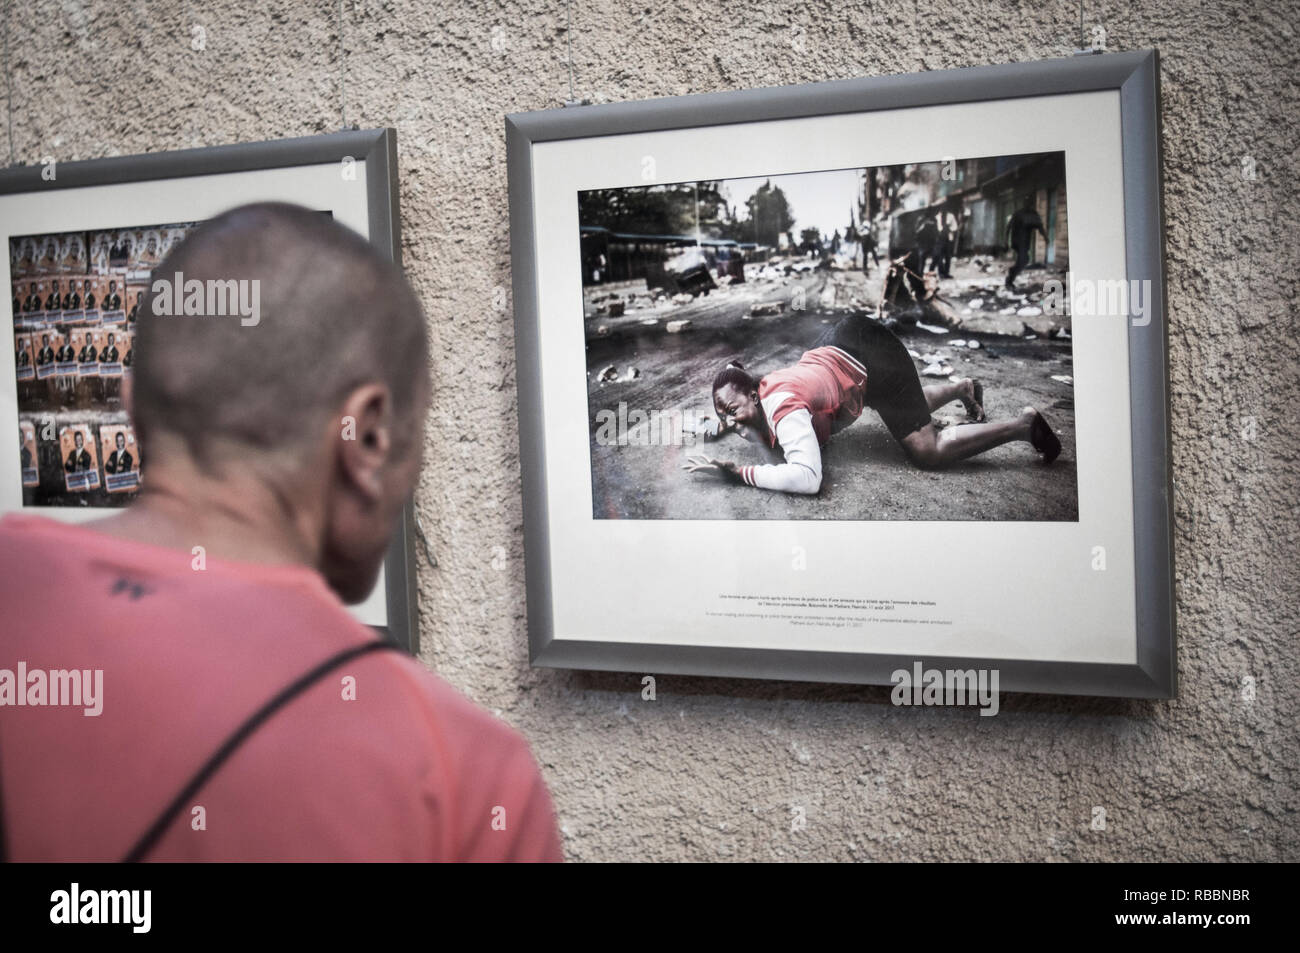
top-left (0, 203), bottom-right (563, 862)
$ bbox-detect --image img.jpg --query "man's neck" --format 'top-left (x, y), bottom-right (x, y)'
top-left (91, 442), bottom-right (326, 570)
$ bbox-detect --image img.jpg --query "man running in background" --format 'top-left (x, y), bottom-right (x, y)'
top-left (1005, 196), bottom-right (1048, 290)
top-left (0, 202), bottom-right (563, 862)
top-left (935, 201), bottom-right (960, 279)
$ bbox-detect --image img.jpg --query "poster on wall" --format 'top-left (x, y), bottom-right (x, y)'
top-left (507, 51), bottom-right (1174, 697)
top-left (8, 220), bottom-right (197, 508)
top-left (0, 128), bottom-right (420, 651)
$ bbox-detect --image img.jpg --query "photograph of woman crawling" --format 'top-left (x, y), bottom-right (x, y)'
top-left (684, 310), bottom-right (1062, 495)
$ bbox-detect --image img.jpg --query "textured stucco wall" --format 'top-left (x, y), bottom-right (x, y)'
top-left (7, 0), bottom-right (1296, 861)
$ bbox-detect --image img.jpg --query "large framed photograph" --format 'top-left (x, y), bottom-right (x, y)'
top-left (507, 51), bottom-right (1174, 697)
top-left (0, 129), bottom-right (420, 650)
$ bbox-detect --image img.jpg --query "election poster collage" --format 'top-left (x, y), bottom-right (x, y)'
top-left (11, 221), bottom-right (197, 506)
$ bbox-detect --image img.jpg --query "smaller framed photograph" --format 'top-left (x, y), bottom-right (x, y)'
top-left (1, 128), bottom-right (420, 650)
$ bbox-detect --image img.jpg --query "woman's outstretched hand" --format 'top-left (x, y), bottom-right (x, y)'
top-left (682, 455), bottom-right (741, 482)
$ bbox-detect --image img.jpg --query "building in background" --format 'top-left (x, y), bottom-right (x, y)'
top-left (864, 154), bottom-right (1068, 272)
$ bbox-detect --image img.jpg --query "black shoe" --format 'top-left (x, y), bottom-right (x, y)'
top-left (1029, 411), bottom-right (1062, 464)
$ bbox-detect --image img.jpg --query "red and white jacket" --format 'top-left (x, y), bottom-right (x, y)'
top-left (736, 346), bottom-right (868, 495)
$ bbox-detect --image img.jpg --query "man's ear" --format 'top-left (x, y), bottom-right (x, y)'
top-left (336, 383), bottom-right (393, 503)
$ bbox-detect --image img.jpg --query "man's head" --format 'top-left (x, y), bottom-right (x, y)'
top-left (83, 279), bottom-right (91, 290)
top-left (109, 281), bottom-right (117, 292)
top-left (106, 333), bottom-right (114, 345)
top-left (115, 432), bottom-right (126, 450)
top-left (132, 202), bottom-right (430, 603)
top-left (712, 362), bottom-right (764, 437)
top-left (85, 333), bottom-right (93, 344)
top-left (1023, 196), bottom-right (1035, 210)
top-left (73, 431), bottom-right (84, 448)
top-left (41, 334), bottom-right (49, 346)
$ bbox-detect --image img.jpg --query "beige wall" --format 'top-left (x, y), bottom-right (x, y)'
top-left (8, 0), bottom-right (1295, 861)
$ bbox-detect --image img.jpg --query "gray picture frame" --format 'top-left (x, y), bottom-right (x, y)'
top-left (506, 51), bottom-right (1174, 699)
top-left (0, 128), bottom-right (419, 653)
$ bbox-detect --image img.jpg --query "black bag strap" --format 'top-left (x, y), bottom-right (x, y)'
top-left (0, 739), bottom-right (7, 864)
top-left (123, 639), bottom-right (403, 863)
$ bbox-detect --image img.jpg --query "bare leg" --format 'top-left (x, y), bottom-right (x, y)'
top-left (900, 406), bottom-right (1041, 468)
top-left (922, 377), bottom-right (983, 419)
top-left (922, 381), bottom-right (963, 410)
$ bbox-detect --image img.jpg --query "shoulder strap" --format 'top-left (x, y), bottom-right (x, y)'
top-left (122, 639), bottom-right (404, 863)
top-left (0, 739), bottom-right (7, 864)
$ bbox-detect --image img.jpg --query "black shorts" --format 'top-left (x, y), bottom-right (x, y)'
top-left (812, 312), bottom-right (932, 442)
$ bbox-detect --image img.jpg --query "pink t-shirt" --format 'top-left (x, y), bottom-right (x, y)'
top-left (0, 513), bottom-right (563, 862)
top-left (758, 345), bottom-right (869, 447)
